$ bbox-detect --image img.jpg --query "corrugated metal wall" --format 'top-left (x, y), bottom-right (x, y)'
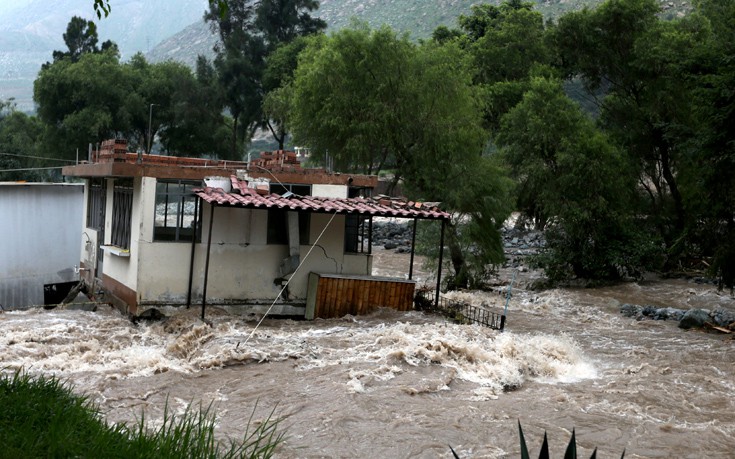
top-left (0, 183), bottom-right (84, 309)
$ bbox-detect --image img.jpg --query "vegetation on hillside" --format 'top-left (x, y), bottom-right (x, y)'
top-left (3, 0), bottom-right (734, 289)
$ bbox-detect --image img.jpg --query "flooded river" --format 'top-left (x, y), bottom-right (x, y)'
top-left (1, 249), bottom-right (733, 458)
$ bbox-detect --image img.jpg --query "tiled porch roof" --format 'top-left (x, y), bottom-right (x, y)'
top-left (194, 176), bottom-right (449, 220)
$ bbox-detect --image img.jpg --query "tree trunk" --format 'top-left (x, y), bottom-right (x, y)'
top-left (446, 221), bottom-right (469, 290)
top-left (231, 115), bottom-right (239, 159)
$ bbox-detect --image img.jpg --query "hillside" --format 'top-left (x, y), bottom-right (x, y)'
top-left (1, 0), bottom-right (692, 111)
top-left (0, 0), bottom-right (209, 111)
top-left (148, 0), bottom-right (692, 65)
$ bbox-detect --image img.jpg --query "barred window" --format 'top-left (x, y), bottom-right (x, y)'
top-left (154, 180), bottom-right (202, 242)
top-left (86, 179), bottom-right (106, 230)
top-left (345, 215), bottom-right (370, 253)
top-left (111, 179), bottom-right (133, 250)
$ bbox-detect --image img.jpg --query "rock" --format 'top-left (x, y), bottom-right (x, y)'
top-left (384, 242), bottom-right (397, 250)
top-left (621, 303), bottom-right (642, 317)
top-left (654, 307), bottom-right (685, 321)
top-left (133, 308), bottom-right (166, 323)
top-left (641, 305), bottom-right (657, 317)
top-left (678, 309), bottom-right (711, 329)
top-left (711, 308), bottom-right (735, 328)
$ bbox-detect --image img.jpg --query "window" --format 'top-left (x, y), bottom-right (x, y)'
top-left (153, 180), bottom-right (202, 242)
top-left (111, 179), bottom-right (133, 250)
top-left (269, 183), bottom-right (311, 197)
top-left (348, 186), bottom-right (372, 198)
top-left (345, 215), bottom-right (371, 253)
top-left (267, 210), bottom-right (310, 245)
top-left (86, 178), bottom-right (106, 230)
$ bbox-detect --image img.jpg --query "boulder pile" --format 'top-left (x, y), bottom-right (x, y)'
top-left (371, 220), bottom-right (546, 263)
top-left (620, 303), bottom-right (735, 331)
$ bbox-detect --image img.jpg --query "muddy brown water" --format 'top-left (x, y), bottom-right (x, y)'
top-left (1, 248), bottom-right (733, 458)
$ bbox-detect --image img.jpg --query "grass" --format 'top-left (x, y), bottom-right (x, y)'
top-left (0, 370), bottom-right (284, 459)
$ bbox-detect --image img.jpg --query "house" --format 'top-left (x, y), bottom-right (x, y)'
top-left (0, 182), bottom-right (83, 309)
top-left (62, 140), bottom-right (449, 318)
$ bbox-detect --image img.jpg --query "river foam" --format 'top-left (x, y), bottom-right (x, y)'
top-left (0, 305), bottom-right (593, 400)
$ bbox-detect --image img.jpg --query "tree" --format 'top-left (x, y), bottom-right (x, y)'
top-left (262, 37), bottom-right (310, 150)
top-left (255, 0), bottom-right (326, 51)
top-left (497, 75), bottom-right (659, 281)
top-left (450, 1), bottom-right (551, 132)
top-left (34, 49), bottom-right (132, 159)
top-left (205, 0), bottom-right (327, 157)
top-left (551, 0), bottom-right (702, 261)
top-left (495, 68), bottom-right (582, 230)
top-left (49, 16), bottom-right (117, 65)
top-left (685, 0), bottom-right (735, 289)
top-left (0, 100), bottom-right (47, 181)
top-left (290, 23), bottom-right (514, 286)
top-left (159, 57), bottom-right (232, 156)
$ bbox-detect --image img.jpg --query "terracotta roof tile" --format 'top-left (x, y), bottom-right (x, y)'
top-left (194, 176), bottom-right (449, 220)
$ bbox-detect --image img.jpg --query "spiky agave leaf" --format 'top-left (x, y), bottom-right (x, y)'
top-left (518, 421), bottom-right (530, 459)
top-left (539, 431), bottom-right (549, 459)
top-left (564, 428), bottom-right (577, 459)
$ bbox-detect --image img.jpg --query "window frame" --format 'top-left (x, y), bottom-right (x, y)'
top-left (344, 214), bottom-right (371, 254)
top-left (153, 179), bottom-right (203, 243)
top-left (110, 179), bottom-right (133, 250)
top-left (86, 178), bottom-right (106, 230)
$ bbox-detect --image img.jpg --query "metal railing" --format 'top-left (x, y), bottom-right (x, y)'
top-left (415, 291), bottom-right (506, 331)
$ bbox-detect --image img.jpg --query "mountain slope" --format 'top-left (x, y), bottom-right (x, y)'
top-left (0, 0), bottom-right (209, 111)
top-left (148, 0), bottom-right (692, 65)
top-left (1, 0), bottom-right (692, 111)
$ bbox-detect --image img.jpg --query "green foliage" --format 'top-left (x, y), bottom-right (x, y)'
top-left (0, 370), bottom-right (284, 459)
top-left (34, 19), bottom-right (232, 161)
top-left (205, 0), bottom-right (327, 157)
top-left (0, 100), bottom-right (47, 181)
top-left (34, 49), bottom-right (129, 157)
top-left (455, 1), bottom-right (552, 131)
top-left (290, 23), bottom-right (514, 287)
top-left (498, 76), bottom-right (660, 281)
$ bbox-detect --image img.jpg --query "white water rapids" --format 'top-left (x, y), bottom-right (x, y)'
top-left (1, 250), bottom-right (733, 458)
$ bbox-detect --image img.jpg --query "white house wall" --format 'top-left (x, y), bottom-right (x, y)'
top-left (136, 204), bottom-right (372, 306)
top-left (101, 177), bottom-right (144, 295)
top-left (312, 184), bottom-right (348, 198)
top-left (0, 183), bottom-right (83, 309)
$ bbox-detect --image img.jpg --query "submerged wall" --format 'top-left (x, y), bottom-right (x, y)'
top-left (0, 183), bottom-right (84, 309)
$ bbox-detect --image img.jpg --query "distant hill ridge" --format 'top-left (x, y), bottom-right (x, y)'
top-left (0, 0), bottom-right (691, 111)
top-left (147, 0), bottom-right (692, 65)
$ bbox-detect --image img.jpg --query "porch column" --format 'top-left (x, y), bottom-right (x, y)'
top-left (201, 203), bottom-right (215, 320)
top-left (435, 219), bottom-right (446, 307)
top-left (186, 197), bottom-right (200, 308)
top-left (408, 218), bottom-right (417, 280)
top-left (368, 216), bottom-right (373, 255)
